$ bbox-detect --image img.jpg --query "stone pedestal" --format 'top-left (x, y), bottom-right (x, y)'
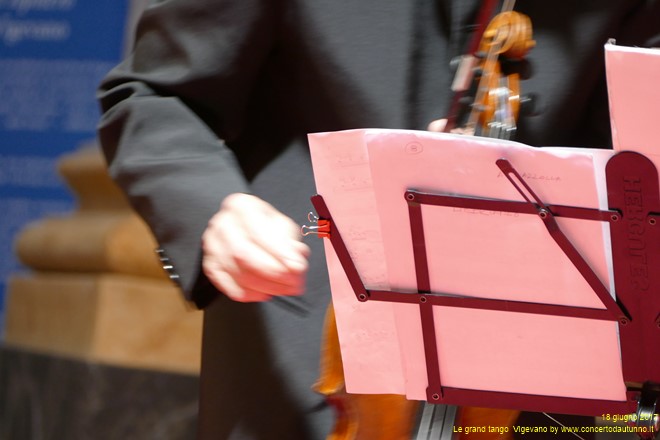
top-left (2, 145), bottom-right (203, 439)
top-left (6, 273), bottom-right (201, 374)
top-left (5, 145), bottom-right (202, 373)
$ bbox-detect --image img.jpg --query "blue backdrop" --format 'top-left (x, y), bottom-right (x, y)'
top-left (0, 0), bottom-right (131, 332)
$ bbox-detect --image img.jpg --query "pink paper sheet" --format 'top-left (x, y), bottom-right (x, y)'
top-left (309, 130), bottom-right (406, 394)
top-left (606, 43), bottom-right (660, 162)
top-left (309, 129), bottom-right (626, 402)
top-left (365, 130), bottom-right (624, 401)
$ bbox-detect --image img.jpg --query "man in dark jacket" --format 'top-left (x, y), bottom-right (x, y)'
top-left (98, 1), bottom-right (660, 438)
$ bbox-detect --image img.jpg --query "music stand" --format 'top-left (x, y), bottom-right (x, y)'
top-left (308, 150), bottom-right (659, 436)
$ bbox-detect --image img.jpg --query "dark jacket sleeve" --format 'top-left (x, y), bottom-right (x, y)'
top-left (97, 0), bottom-right (279, 307)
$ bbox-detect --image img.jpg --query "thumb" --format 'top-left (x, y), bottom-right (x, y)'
top-left (427, 118), bottom-right (448, 133)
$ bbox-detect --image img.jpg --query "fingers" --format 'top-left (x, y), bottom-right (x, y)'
top-left (202, 263), bottom-right (273, 302)
top-left (230, 198), bottom-right (309, 273)
top-left (427, 118), bottom-right (474, 135)
top-left (209, 223), bottom-right (306, 294)
top-left (202, 193), bottom-right (310, 303)
top-left (427, 118), bottom-right (448, 132)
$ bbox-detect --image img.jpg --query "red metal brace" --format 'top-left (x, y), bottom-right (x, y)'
top-left (308, 151), bottom-right (659, 432)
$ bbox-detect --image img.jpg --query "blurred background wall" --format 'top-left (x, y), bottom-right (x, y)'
top-left (0, 1), bottom-right (203, 438)
top-left (0, 0), bottom-right (144, 325)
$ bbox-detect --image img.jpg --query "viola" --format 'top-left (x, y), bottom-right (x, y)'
top-left (462, 8), bottom-right (534, 139)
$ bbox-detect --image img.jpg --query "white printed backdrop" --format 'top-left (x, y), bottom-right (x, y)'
top-left (0, 0), bottom-right (143, 333)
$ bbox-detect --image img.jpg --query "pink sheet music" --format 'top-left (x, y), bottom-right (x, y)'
top-left (309, 128), bottom-right (626, 402)
top-left (309, 129), bottom-right (406, 394)
top-left (365, 130), bottom-right (623, 401)
top-left (606, 43), bottom-right (660, 161)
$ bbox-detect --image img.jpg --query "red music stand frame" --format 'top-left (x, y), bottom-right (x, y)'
top-left (310, 151), bottom-right (659, 432)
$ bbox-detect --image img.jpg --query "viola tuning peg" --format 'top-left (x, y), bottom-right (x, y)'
top-left (472, 103), bottom-right (487, 113)
top-left (519, 93), bottom-right (539, 117)
top-left (449, 56), bottom-right (462, 72)
top-left (474, 50), bottom-right (487, 60)
top-left (458, 95), bottom-right (473, 106)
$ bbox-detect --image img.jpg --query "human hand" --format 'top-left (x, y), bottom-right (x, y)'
top-left (427, 118), bottom-right (448, 132)
top-left (201, 193), bottom-right (310, 302)
top-left (427, 118), bottom-right (474, 135)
